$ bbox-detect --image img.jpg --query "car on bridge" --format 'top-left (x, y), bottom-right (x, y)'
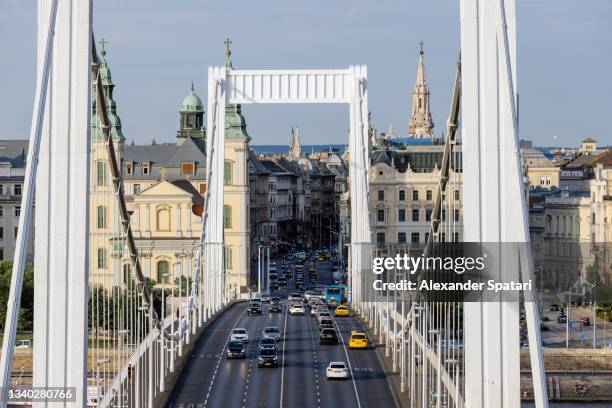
top-left (270, 299), bottom-right (282, 313)
top-left (230, 328), bottom-right (249, 343)
top-left (261, 293), bottom-right (271, 303)
top-left (226, 341), bottom-right (246, 359)
top-left (319, 318), bottom-right (334, 331)
top-left (263, 326), bottom-right (281, 341)
top-left (334, 305), bottom-right (350, 317)
top-left (259, 337), bottom-right (278, 351)
top-left (257, 348), bottom-right (279, 368)
top-left (349, 331), bottom-right (368, 349)
top-left (320, 328), bottom-right (339, 345)
top-left (278, 277), bottom-right (288, 287)
top-left (326, 362), bottom-right (349, 380)
top-left (290, 304), bottom-right (306, 316)
top-left (247, 302), bottom-right (262, 316)
top-left (317, 310), bottom-right (332, 322)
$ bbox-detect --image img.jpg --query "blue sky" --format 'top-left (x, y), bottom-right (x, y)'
top-left (0, 0), bottom-right (610, 147)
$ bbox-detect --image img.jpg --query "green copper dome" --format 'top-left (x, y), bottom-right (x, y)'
top-left (224, 104), bottom-right (250, 140)
top-left (180, 84), bottom-right (204, 113)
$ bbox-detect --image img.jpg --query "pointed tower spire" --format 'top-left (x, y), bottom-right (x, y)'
top-left (288, 126), bottom-right (303, 158)
top-left (408, 43), bottom-right (434, 138)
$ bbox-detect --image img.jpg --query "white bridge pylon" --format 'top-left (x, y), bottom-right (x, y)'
top-left (204, 66), bottom-right (372, 312)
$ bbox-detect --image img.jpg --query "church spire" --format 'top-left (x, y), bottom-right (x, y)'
top-left (92, 41), bottom-right (125, 143)
top-left (288, 126), bottom-right (303, 159)
top-left (408, 43), bottom-right (434, 138)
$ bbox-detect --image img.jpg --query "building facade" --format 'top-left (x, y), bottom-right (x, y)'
top-left (0, 140), bottom-right (33, 263)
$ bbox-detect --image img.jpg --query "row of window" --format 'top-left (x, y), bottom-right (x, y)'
top-left (0, 206), bottom-right (21, 218)
top-left (0, 184), bottom-right (22, 196)
top-left (96, 252), bottom-right (235, 279)
top-left (0, 226), bottom-right (19, 239)
top-left (376, 231), bottom-right (461, 244)
top-left (95, 205), bottom-right (234, 230)
top-left (377, 189), bottom-right (461, 202)
top-left (376, 208), bottom-right (460, 223)
top-left (98, 161), bottom-right (232, 183)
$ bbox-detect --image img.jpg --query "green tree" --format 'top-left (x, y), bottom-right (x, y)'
top-left (0, 261), bottom-right (34, 331)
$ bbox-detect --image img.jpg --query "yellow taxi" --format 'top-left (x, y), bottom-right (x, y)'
top-left (334, 305), bottom-right (350, 317)
top-left (349, 331), bottom-right (368, 349)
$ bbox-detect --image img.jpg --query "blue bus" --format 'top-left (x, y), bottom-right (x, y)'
top-left (325, 285), bottom-right (345, 307)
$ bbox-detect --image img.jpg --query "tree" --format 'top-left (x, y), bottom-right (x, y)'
top-left (0, 261), bottom-right (34, 331)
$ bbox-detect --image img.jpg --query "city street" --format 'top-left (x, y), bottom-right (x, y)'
top-left (166, 258), bottom-right (396, 408)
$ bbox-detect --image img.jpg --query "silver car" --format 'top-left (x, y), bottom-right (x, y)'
top-left (263, 326), bottom-right (281, 341)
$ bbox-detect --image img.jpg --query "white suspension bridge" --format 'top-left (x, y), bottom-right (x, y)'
top-left (0, 0), bottom-right (549, 407)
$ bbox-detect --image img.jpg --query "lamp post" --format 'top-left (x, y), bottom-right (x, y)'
top-left (117, 329), bottom-right (129, 407)
top-left (429, 329), bottom-right (441, 408)
top-left (96, 358), bottom-right (111, 404)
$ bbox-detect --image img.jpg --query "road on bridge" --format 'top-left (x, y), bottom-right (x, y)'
top-left (167, 257), bottom-right (397, 408)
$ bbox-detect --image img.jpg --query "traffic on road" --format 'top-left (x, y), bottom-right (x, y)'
top-left (167, 250), bottom-right (396, 408)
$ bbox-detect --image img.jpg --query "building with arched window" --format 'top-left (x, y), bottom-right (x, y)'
top-left (89, 52), bottom-right (250, 297)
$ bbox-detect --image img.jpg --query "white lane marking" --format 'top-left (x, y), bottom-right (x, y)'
top-left (336, 323), bottom-right (362, 408)
top-left (203, 307), bottom-right (246, 408)
top-left (279, 297), bottom-right (289, 408)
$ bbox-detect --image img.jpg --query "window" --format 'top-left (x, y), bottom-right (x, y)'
top-left (199, 183), bottom-right (206, 194)
top-left (97, 206), bottom-right (107, 228)
top-left (412, 209), bottom-right (419, 222)
top-left (441, 209), bottom-right (446, 222)
top-left (133, 184), bottom-right (141, 194)
top-left (97, 248), bottom-right (107, 269)
top-left (377, 209), bottom-right (385, 222)
top-left (411, 233), bottom-right (420, 244)
top-left (143, 162), bottom-right (150, 175)
top-left (14, 227), bottom-right (18, 238)
top-left (454, 189), bottom-right (460, 200)
top-left (398, 209), bottom-right (406, 222)
top-left (453, 232), bottom-right (460, 242)
top-left (377, 190), bottom-right (384, 201)
top-left (0, 206), bottom-right (3, 217)
top-left (441, 233), bottom-right (446, 242)
top-left (412, 190), bottom-right (419, 201)
top-left (14, 206), bottom-right (20, 217)
top-left (123, 264), bottom-right (131, 284)
top-left (157, 261), bottom-right (169, 283)
top-left (376, 232), bottom-right (386, 244)
top-left (14, 184), bottom-right (22, 196)
top-left (0, 185), bottom-right (3, 195)
top-left (156, 208), bottom-right (171, 231)
top-left (425, 208), bottom-right (432, 222)
top-left (224, 246), bottom-right (233, 269)
top-left (224, 161), bottom-right (233, 185)
top-left (399, 190), bottom-right (405, 201)
top-left (0, 227), bottom-right (3, 239)
top-left (224, 205), bottom-right (232, 228)
top-left (181, 162), bottom-right (195, 176)
top-left (426, 190), bottom-right (432, 201)
top-left (0, 249), bottom-right (3, 260)
top-left (454, 209), bottom-right (460, 222)
top-left (96, 161), bottom-right (106, 186)
top-left (125, 162), bottom-right (133, 175)
top-left (398, 232), bottom-right (407, 243)
top-left (425, 232), bottom-right (430, 243)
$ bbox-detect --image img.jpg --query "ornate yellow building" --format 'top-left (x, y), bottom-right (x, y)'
top-left (90, 52), bottom-right (250, 298)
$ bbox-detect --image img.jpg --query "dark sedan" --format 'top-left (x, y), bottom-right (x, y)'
top-left (320, 328), bottom-right (339, 345)
top-left (257, 348), bottom-right (279, 367)
top-left (226, 341), bottom-right (246, 359)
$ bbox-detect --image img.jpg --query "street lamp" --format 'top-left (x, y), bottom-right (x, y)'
top-left (96, 358), bottom-right (111, 404)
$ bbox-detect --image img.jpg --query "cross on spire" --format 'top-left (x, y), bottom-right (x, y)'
top-left (224, 38), bottom-right (233, 68)
top-left (419, 41), bottom-right (424, 55)
top-left (99, 38), bottom-right (108, 57)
